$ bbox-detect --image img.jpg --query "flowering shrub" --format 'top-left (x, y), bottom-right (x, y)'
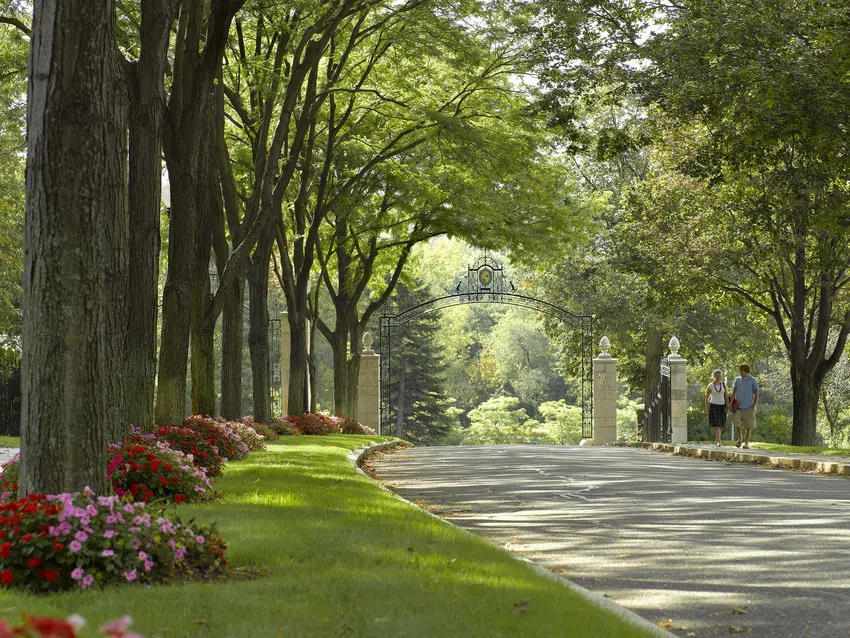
top-left (238, 417), bottom-right (279, 442)
top-left (153, 426), bottom-right (224, 477)
top-left (0, 489), bottom-right (228, 592)
top-left (1, 614), bottom-right (144, 637)
top-left (107, 436), bottom-right (213, 504)
top-left (284, 413), bottom-right (341, 436)
top-left (269, 417), bottom-right (301, 437)
top-left (221, 420), bottom-right (265, 452)
top-left (335, 417), bottom-right (377, 436)
top-left (183, 416), bottom-right (249, 461)
top-left (1, 454), bottom-right (19, 494)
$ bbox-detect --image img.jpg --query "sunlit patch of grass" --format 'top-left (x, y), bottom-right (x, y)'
top-left (0, 435), bottom-right (653, 637)
top-left (0, 436), bottom-right (19, 448)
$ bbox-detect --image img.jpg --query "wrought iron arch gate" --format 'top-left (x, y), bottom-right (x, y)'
top-left (379, 255), bottom-right (593, 438)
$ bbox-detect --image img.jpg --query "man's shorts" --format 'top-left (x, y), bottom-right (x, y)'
top-left (732, 407), bottom-right (755, 429)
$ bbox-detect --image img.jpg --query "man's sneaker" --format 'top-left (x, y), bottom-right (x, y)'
top-left (743, 443), bottom-right (749, 449)
top-left (736, 440), bottom-right (742, 447)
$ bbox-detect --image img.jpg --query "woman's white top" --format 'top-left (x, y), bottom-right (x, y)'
top-left (707, 382), bottom-right (726, 405)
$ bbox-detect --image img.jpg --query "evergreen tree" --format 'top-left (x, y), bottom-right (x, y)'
top-left (388, 282), bottom-right (454, 445)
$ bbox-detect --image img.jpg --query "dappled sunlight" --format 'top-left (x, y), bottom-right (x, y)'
top-left (371, 444), bottom-right (850, 636)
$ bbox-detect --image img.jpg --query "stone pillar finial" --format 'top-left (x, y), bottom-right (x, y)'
top-left (598, 336), bottom-right (612, 358)
top-left (362, 332), bottom-right (374, 354)
top-left (668, 335), bottom-right (681, 359)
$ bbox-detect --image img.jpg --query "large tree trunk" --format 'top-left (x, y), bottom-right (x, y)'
top-left (248, 234), bottom-right (274, 423)
top-left (125, 0), bottom-right (173, 433)
top-left (155, 166), bottom-right (198, 425)
top-left (790, 367), bottom-right (820, 446)
top-left (190, 225), bottom-right (215, 416)
top-left (22, 0), bottom-right (128, 494)
top-left (330, 335), bottom-right (348, 417)
top-left (287, 314), bottom-right (310, 416)
top-left (220, 278), bottom-right (244, 419)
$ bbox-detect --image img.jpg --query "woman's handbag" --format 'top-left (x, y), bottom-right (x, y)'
top-left (729, 399), bottom-right (740, 413)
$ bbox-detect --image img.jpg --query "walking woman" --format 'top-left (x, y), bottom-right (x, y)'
top-left (705, 369), bottom-right (729, 446)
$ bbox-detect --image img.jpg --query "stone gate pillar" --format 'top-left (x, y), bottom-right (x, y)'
top-left (593, 336), bottom-right (618, 445)
top-left (668, 336), bottom-right (688, 444)
top-left (357, 332), bottom-right (380, 434)
top-left (280, 311), bottom-right (291, 416)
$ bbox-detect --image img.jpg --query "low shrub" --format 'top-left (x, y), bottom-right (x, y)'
top-left (239, 417), bottom-right (279, 442)
top-left (284, 413), bottom-right (340, 436)
top-left (182, 415), bottom-right (249, 461)
top-left (1, 453), bottom-right (19, 493)
top-left (0, 489), bottom-right (227, 592)
top-left (154, 426), bottom-right (224, 477)
top-left (222, 420), bottom-right (265, 453)
top-left (335, 417), bottom-right (376, 436)
top-left (107, 436), bottom-right (213, 504)
top-left (269, 418), bottom-right (300, 437)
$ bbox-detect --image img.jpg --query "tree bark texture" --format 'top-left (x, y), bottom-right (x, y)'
top-left (248, 234), bottom-right (273, 423)
top-left (125, 0), bottom-right (173, 432)
top-left (22, 0), bottom-right (128, 494)
top-left (220, 278), bottom-right (244, 419)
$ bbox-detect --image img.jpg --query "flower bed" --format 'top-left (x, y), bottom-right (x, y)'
top-left (0, 489), bottom-right (227, 592)
top-left (269, 417), bottom-right (301, 437)
top-left (154, 426), bottom-right (224, 477)
top-left (221, 420), bottom-right (265, 452)
top-left (284, 413), bottom-right (340, 436)
top-left (106, 437), bottom-right (213, 504)
top-left (239, 417), bottom-right (279, 442)
top-left (335, 417), bottom-right (377, 435)
top-left (183, 416), bottom-right (249, 461)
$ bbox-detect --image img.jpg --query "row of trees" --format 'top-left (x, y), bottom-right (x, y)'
top-left (6, 0), bottom-right (588, 494)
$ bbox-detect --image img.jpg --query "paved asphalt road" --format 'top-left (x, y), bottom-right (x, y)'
top-left (368, 445), bottom-right (850, 637)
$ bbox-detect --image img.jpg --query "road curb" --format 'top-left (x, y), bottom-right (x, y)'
top-left (617, 441), bottom-right (850, 477)
top-left (351, 441), bottom-right (674, 638)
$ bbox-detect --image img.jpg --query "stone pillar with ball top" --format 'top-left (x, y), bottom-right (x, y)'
top-left (592, 336), bottom-right (618, 445)
top-left (357, 332), bottom-right (380, 434)
top-left (668, 336), bottom-right (688, 444)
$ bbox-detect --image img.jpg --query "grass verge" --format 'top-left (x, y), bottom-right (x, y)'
top-left (0, 435), bottom-right (654, 637)
top-left (0, 436), bottom-right (19, 448)
top-left (736, 442), bottom-right (850, 456)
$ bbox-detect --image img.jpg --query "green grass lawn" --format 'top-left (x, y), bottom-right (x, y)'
top-left (0, 436), bottom-right (653, 637)
top-left (738, 442), bottom-right (850, 456)
top-left (0, 436), bottom-right (19, 448)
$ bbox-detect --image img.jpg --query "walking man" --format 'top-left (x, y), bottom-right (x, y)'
top-left (730, 364), bottom-right (759, 448)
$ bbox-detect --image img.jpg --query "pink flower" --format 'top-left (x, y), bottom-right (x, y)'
top-left (69, 540), bottom-right (82, 553)
top-left (123, 569), bottom-right (137, 582)
top-left (103, 529), bottom-right (115, 539)
top-left (99, 615), bottom-right (132, 635)
top-left (80, 574), bottom-right (95, 589)
top-left (74, 530), bottom-right (89, 543)
top-left (71, 568), bottom-right (84, 580)
top-left (101, 549), bottom-right (115, 557)
top-left (196, 536), bottom-right (205, 544)
top-left (143, 560), bottom-right (154, 572)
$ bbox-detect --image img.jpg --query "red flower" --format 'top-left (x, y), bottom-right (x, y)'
top-left (174, 494), bottom-right (186, 504)
top-left (52, 542), bottom-right (65, 552)
top-left (20, 533), bottom-right (32, 542)
top-left (27, 556), bottom-right (41, 569)
top-left (39, 569), bottom-right (57, 582)
top-left (25, 616), bottom-right (77, 638)
top-left (1, 570), bottom-right (13, 585)
top-left (0, 542), bottom-right (10, 558)
top-left (159, 476), bottom-right (168, 486)
top-left (130, 484), bottom-right (140, 495)
top-left (164, 463), bottom-right (173, 472)
top-left (150, 459), bottom-right (160, 472)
